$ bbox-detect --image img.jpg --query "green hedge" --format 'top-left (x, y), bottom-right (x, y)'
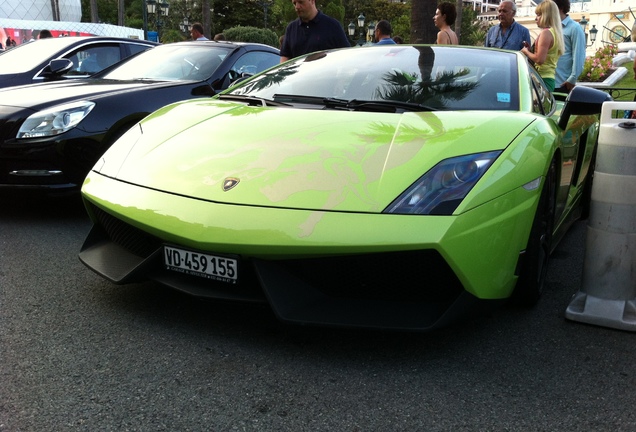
top-left (222, 26), bottom-right (280, 49)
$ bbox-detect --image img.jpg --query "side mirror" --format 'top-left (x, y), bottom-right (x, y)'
top-left (558, 85), bottom-right (613, 130)
top-left (46, 58), bottom-right (74, 77)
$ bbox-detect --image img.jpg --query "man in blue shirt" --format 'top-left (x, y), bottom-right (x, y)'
top-left (280, 0), bottom-right (350, 62)
top-left (374, 20), bottom-right (397, 45)
top-left (553, 0), bottom-right (586, 93)
top-left (484, 0), bottom-right (530, 51)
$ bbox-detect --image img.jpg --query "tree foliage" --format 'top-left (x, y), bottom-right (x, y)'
top-left (222, 26), bottom-right (280, 47)
top-left (459, 6), bottom-right (488, 46)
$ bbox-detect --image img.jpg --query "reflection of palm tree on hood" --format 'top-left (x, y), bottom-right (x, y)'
top-left (375, 46), bottom-right (478, 109)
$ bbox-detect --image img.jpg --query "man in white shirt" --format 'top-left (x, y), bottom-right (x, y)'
top-left (191, 23), bottom-right (209, 41)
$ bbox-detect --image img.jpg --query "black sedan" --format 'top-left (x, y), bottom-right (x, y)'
top-left (0, 36), bottom-right (157, 89)
top-left (0, 41), bottom-right (280, 192)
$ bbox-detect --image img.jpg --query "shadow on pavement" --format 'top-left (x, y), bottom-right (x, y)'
top-left (0, 190), bottom-right (88, 221)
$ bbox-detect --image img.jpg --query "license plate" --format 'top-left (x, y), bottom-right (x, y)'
top-left (164, 246), bottom-right (238, 284)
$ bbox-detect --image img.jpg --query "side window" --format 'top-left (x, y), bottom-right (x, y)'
top-left (528, 67), bottom-right (555, 115)
top-left (128, 43), bottom-right (152, 56)
top-left (230, 51), bottom-right (278, 78)
top-left (66, 45), bottom-right (122, 75)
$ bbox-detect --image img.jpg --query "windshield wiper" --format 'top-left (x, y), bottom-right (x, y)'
top-left (272, 94), bottom-right (348, 107)
top-left (346, 99), bottom-right (440, 113)
top-left (218, 94), bottom-right (290, 107)
top-left (272, 94), bottom-right (438, 112)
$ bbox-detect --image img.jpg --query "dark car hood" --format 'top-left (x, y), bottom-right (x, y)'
top-left (0, 73), bottom-right (23, 87)
top-left (0, 79), bottom-right (196, 110)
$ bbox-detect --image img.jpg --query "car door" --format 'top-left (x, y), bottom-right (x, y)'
top-left (529, 65), bottom-right (587, 221)
top-left (41, 42), bottom-right (152, 80)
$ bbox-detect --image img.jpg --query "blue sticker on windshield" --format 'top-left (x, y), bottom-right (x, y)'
top-left (497, 93), bottom-right (511, 103)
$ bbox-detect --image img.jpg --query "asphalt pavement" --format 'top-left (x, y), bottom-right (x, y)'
top-left (1, 194), bottom-right (635, 431)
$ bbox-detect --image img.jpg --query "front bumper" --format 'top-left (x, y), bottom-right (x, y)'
top-left (0, 135), bottom-right (104, 191)
top-left (79, 172), bottom-right (539, 330)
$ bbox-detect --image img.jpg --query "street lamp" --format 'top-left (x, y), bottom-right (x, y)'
top-left (589, 25), bottom-right (598, 45)
top-left (579, 16), bottom-right (598, 47)
top-left (180, 16), bottom-right (191, 34)
top-left (179, 0), bottom-right (193, 37)
top-left (258, 1), bottom-right (273, 28)
top-left (347, 13), bottom-right (366, 46)
top-left (147, 0), bottom-right (169, 16)
top-left (144, 0), bottom-right (170, 42)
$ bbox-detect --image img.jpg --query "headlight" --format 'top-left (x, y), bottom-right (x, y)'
top-left (17, 101), bottom-right (95, 139)
top-left (384, 151), bottom-right (501, 215)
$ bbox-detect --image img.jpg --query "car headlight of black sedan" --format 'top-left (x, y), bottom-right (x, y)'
top-left (17, 100), bottom-right (95, 139)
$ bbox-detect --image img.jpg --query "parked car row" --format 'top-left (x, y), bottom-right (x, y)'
top-left (0, 37), bottom-right (614, 331)
top-left (0, 38), bottom-right (280, 191)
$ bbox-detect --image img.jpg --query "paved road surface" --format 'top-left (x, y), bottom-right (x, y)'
top-left (1, 195), bottom-right (635, 431)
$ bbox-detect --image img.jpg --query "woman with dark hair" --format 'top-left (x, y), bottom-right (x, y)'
top-left (434, 3), bottom-right (458, 45)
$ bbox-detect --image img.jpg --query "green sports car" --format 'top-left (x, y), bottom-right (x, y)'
top-left (79, 45), bottom-right (610, 331)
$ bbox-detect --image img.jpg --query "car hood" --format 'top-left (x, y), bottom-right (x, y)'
top-left (96, 99), bottom-right (535, 213)
top-left (0, 79), bottom-right (188, 109)
top-left (0, 73), bottom-right (23, 87)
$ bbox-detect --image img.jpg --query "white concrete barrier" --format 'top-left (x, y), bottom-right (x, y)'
top-left (566, 101), bottom-right (636, 331)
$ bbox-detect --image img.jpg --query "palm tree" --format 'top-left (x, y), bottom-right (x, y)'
top-left (118, 0), bottom-right (125, 26)
top-left (455, 0), bottom-right (463, 42)
top-left (90, 0), bottom-right (98, 23)
top-left (203, 0), bottom-right (211, 39)
top-left (50, 0), bottom-right (60, 20)
top-left (410, 0), bottom-right (437, 44)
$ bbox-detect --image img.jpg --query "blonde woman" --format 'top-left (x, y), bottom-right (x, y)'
top-left (521, 0), bottom-right (564, 91)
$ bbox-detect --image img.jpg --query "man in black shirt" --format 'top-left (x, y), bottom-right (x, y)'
top-left (280, 0), bottom-right (350, 62)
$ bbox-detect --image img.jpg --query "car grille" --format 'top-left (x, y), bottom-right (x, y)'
top-left (273, 250), bottom-right (463, 303)
top-left (90, 203), bottom-right (162, 258)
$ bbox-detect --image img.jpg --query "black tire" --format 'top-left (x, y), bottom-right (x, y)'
top-left (512, 158), bottom-right (557, 306)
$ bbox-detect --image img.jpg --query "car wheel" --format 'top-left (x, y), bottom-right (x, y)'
top-left (512, 158), bottom-right (557, 306)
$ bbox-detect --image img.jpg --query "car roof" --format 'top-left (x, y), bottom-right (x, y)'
top-left (1, 35), bottom-right (156, 50)
top-left (168, 40), bottom-right (279, 51)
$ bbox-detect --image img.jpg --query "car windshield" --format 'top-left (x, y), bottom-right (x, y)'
top-left (102, 44), bottom-right (230, 81)
top-left (0, 38), bottom-right (91, 73)
top-left (230, 46), bottom-right (520, 111)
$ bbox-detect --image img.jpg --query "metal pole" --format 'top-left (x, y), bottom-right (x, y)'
top-left (143, 1), bottom-right (148, 40)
